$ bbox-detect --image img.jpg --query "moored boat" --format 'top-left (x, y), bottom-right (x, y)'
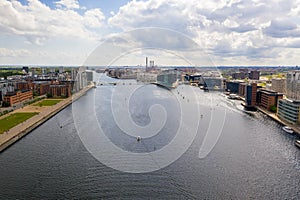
top-left (294, 140), bottom-right (300, 148)
top-left (282, 126), bottom-right (294, 134)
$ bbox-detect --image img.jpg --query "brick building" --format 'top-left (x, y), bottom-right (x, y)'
top-left (3, 90), bottom-right (33, 106)
top-left (245, 83), bottom-right (257, 107)
top-left (49, 84), bottom-right (71, 97)
top-left (33, 81), bottom-right (50, 96)
top-left (256, 89), bottom-right (283, 111)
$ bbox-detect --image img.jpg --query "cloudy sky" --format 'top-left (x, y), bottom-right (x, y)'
top-left (0, 0), bottom-right (300, 66)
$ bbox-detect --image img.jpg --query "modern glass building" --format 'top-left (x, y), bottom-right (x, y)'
top-left (277, 99), bottom-right (300, 124)
top-left (157, 70), bottom-right (178, 89)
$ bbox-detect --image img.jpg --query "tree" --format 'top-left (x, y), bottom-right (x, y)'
top-left (270, 105), bottom-right (277, 113)
top-left (1, 101), bottom-right (10, 107)
top-left (46, 93), bottom-right (53, 98)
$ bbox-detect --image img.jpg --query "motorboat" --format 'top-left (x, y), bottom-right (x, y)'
top-left (294, 140), bottom-right (300, 148)
top-left (282, 126), bottom-right (294, 134)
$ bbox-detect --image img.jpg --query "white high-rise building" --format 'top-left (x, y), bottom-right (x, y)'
top-left (286, 71), bottom-right (300, 100)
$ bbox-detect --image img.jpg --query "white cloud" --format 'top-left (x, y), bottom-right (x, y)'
top-left (263, 19), bottom-right (300, 38)
top-left (1, 0), bottom-right (300, 65)
top-left (83, 9), bottom-right (106, 28)
top-left (107, 0), bottom-right (300, 65)
top-left (0, 0), bottom-right (105, 45)
top-left (54, 0), bottom-right (79, 10)
top-left (0, 48), bottom-right (32, 57)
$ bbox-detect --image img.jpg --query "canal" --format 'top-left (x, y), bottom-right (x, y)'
top-left (0, 74), bottom-right (299, 199)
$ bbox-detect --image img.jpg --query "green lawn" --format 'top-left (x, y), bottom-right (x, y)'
top-left (0, 112), bottom-right (38, 134)
top-left (34, 99), bottom-right (62, 107)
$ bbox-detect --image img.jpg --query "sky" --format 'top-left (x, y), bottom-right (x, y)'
top-left (0, 0), bottom-right (300, 66)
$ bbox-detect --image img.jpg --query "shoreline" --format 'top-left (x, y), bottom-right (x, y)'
top-left (256, 106), bottom-right (300, 137)
top-left (0, 86), bottom-right (94, 153)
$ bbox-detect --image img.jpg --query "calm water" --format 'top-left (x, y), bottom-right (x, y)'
top-left (0, 74), bottom-right (299, 199)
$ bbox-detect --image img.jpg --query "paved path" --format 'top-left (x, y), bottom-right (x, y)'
top-left (0, 86), bottom-right (93, 152)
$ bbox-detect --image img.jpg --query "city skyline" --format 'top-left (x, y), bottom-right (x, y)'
top-left (0, 0), bottom-right (300, 66)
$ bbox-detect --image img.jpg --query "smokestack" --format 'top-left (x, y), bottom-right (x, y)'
top-left (146, 57), bottom-right (148, 71)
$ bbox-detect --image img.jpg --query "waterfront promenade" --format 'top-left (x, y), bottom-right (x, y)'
top-left (256, 106), bottom-right (300, 136)
top-left (0, 86), bottom-right (93, 152)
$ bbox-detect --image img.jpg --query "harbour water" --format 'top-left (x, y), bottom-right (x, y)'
top-left (0, 74), bottom-right (299, 199)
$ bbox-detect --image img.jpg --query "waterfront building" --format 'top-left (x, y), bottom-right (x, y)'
top-left (256, 89), bottom-right (283, 111)
top-left (3, 90), bottom-right (33, 106)
top-left (184, 74), bottom-right (202, 84)
top-left (50, 84), bottom-right (71, 98)
top-left (245, 83), bottom-right (257, 107)
top-left (249, 71), bottom-right (260, 80)
top-left (271, 78), bottom-right (286, 94)
top-left (137, 72), bottom-right (157, 83)
top-left (73, 67), bottom-right (88, 92)
top-left (157, 70), bottom-right (178, 89)
top-left (277, 99), bottom-right (300, 124)
top-left (86, 71), bottom-right (94, 83)
top-left (238, 83), bottom-right (247, 97)
top-left (202, 77), bottom-right (224, 90)
top-left (286, 71), bottom-right (300, 100)
top-left (225, 81), bottom-right (244, 94)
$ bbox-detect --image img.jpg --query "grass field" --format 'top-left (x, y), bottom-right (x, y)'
top-left (34, 99), bottom-right (62, 107)
top-left (0, 112), bottom-right (38, 134)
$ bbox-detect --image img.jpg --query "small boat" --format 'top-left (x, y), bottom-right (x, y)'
top-left (282, 126), bottom-right (294, 134)
top-left (294, 140), bottom-right (300, 148)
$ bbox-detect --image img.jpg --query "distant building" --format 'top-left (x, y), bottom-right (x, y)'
top-left (22, 67), bottom-right (29, 73)
top-left (3, 90), bottom-right (33, 106)
top-left (239, 68), bottom-right (249, 73)
top-left (137, 72), bottom-right (157, 83)
top-left (256, 89), bottom-right (283, 111)
top-left (232, 72), bottom-right (247, 79)
top-left (286, 71), bottom-right (300, 100)
top-left (249, 71), bottom-right (260, 80)
top-left (271, 78), bottom-right (286, 94)
top-left (59, 66), bottom-right (64, 74)
top-left (277, 99), bottom-right (300, 124)
top-left (149, 60), bottom-right (154, 68)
